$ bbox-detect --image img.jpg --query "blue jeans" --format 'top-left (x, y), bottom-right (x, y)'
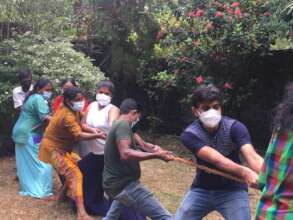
top-left (103, 181), bottom-right (173, 220)
top-left (175, 188), bottom-right (250, 220)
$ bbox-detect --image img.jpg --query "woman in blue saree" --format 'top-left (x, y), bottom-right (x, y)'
top-left (12, 78), bottom-right (54, 198)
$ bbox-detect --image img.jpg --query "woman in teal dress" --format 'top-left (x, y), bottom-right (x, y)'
top-left (12, 78), bottom-right (54, 198)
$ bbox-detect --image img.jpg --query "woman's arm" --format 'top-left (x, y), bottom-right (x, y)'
top-left (81, 106), bottom-right (97, 134)
top-left (80, 103), bottom-right (107, 139)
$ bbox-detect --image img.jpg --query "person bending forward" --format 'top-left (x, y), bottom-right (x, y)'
top-left (103, 98), bottom-right (174, 220)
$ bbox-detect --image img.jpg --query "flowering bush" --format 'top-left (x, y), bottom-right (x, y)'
top-left (149, 0), bottom-right (287, 105)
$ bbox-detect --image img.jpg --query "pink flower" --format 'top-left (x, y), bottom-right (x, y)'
top-left (215, 11), bottom-right (223, 17)
top-left (263, 11), bottom-right (271, 17)
top-left (231, 2), bottom-right (240, 8)
top-left (227, 8), bottom-right (234, 15)
top-left (195, 75), bottom-right (204, 84)
top-left (234, 8), bottom-right (242, 16)
top-left (195, 9), bottom-right (205, 17)
top-left (205, 22), bottom-right (214, 32)
top-left (223, 82), bottom-right (233, 89)
top-left (187, 11), bottom-right (194, 17)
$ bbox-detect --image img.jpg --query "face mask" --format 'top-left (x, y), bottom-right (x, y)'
top-left (21, 80), bottom-right (32, 92)
top-left (131, 118), bottom-right (140, 128)
top-left (71, 101), bottom-right (85, 112)
top-left (42, 91), bottom-right (52, 100)
top-left (96, 93), bottom-right (111, 106)
top-left (199, 109), bottom-right (222, 128)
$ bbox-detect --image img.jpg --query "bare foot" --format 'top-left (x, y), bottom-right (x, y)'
top-left (42, 194), bottom-right (58, 202)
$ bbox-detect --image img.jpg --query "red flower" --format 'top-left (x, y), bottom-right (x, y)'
top-left (215, 11), bottom-right (223, 17)
top-left (195, 9), bottom-right (204, 17)
top-left (263, 11), bottom-right (271, 17)
top-left (195, 75), bottom-right (204, 84)
top-left (223, 82), bottom-right (233, 89)
top-left (231, 2), bottom-right (240, 8)
top-left (234, 8), bottom-right (242, 16)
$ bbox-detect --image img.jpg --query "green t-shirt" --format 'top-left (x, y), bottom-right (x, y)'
top-left (103, 120), bottom-right (141, 198)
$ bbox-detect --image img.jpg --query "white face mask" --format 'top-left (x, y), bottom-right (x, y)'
top-left (96, 93), bottom-right (111, 106)
top-left (71, 101), bottom-right (85, 112)
top-left (131, 117), bottom-right (140, 128)
top-left (42, 91), bottom-right (52, 100)
top-left (199, 109), bottom-right (222, 128)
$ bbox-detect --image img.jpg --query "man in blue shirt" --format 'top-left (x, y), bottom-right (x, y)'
top-left (175, 85), bottom-right (264, 220)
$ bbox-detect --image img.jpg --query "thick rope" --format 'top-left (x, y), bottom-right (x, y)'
top-left (172, 156), bottom-right (259, 190)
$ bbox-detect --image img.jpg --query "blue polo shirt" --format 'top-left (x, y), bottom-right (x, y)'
top-left (181, 119), bottom-right (251, 191)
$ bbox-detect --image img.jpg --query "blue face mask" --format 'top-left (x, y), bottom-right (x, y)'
top-left (42, 91), bottom-right (52, 100)
top-left (71, 101), bottom-right (85, 112)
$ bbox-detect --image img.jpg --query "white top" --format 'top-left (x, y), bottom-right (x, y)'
top-left (12, 85), bottom-right (33, 108)
top-left (85, 102), bottom-right (113, 155)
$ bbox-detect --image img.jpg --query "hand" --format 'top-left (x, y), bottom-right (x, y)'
top-left (240, 166), bottom-right (259, 185)
top-left (151, 145), bottom-right (163, 153)
top-left (93, 129), bottom-right (107, 139)
top-left (156, 150), bottom-right (174, 162)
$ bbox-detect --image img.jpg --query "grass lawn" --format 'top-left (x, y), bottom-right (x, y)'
top-left (0, 134), bottom-right (261, 219)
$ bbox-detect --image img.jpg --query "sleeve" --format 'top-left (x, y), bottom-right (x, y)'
top-left (12, 89), bottom-right (23, 109)
top-left (180, 131), bottom-right (207, 154)
top-left (34, 95), bottom-right (50, 120)
top-left (63, 113), bottom-right (82, 138)
top-left (230, 121), bottom-right (252, 149)
top-left (51, 96), bottom-right (62, 113)
top-left (115, 121), bottom-right (132, 142)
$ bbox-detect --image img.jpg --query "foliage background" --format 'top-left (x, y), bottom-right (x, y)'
top-left (0, 0), bottom-right (293, 154)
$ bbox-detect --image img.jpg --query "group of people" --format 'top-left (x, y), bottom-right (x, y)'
top-left (11, 69), bottom-right (292, 220)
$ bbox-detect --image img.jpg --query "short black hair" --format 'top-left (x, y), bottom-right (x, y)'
top-left (192, 84), bottom-right (222, 107)
top-left (60, 78), bottom-right (77, 88)
top-left (18, 69), bottom-right (32, 80)
top-left (96, 80), bottom-right (115, 94)
top-left (63, 87), bottom-right (84, 108)
top-left (120, 98), bottom-right (142, 114)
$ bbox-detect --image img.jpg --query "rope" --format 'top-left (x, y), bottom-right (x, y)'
top-left (172, 156), bottom-right (259, 190)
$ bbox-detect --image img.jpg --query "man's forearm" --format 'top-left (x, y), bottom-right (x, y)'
top-left (134, 133), bottom-right (157, 152)
top-left (121, 148), bottom-right (159, 162)
top-left (139, 142), bottom-right (158, 152)
top-left (214, 158), bottom-right (246, 177)
top-left (247, 154), bottom-right (264, 173)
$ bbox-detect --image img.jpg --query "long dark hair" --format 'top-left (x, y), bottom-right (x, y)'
top-left (273, 82), bottom-right (293, 133)
top-left (63, 87), bottom-right (83, 108)
top-left (24, 78), bottom-right (51, 103)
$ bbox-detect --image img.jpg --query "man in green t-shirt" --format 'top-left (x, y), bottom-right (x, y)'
top-left (103, 98), bottom-right (174, 220)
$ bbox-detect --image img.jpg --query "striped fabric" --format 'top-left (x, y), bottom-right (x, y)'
top-left (255, 130), bottom-right (293, 220)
